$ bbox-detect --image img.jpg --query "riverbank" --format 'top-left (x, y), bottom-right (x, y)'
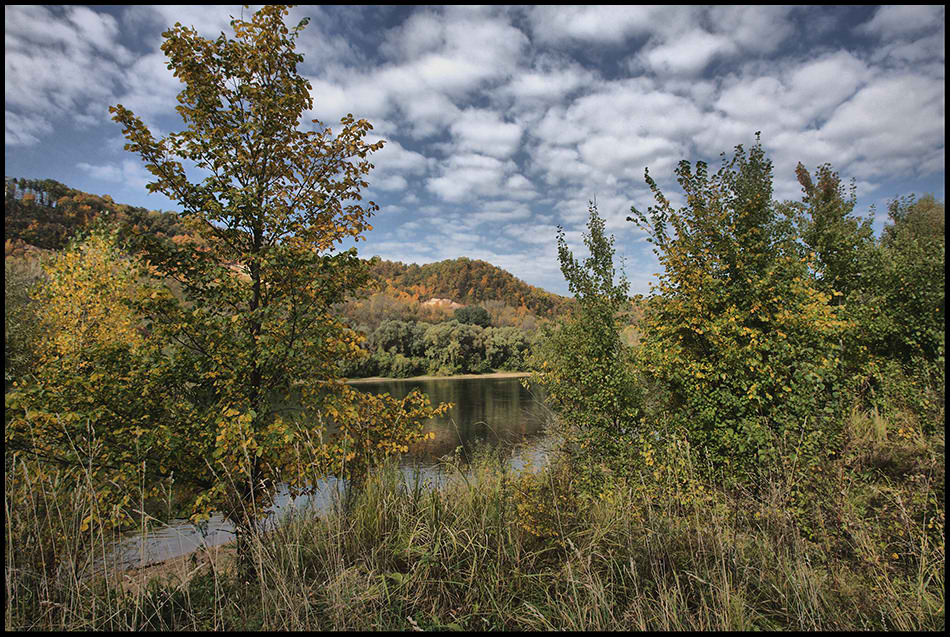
top-left (35, 420), bottom-right (945, 630)
top-left (116, 542), bottom-right (236, 597)
top-left (6, 400), bottom-right (943, 630)
top-left (346, 370), bottom-right (530, 383)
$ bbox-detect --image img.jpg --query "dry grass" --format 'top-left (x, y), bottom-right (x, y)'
top-left (5, 404), bottom-right (945, 631)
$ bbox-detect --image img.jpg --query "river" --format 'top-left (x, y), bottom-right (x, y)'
top-left (106, 374), bottom-right (553, 570)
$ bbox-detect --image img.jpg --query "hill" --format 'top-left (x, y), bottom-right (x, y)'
top-left (4, 176), bottom-right (572, 325)
top-left (4, 177), bottom-right (190, 257)
top-left (365, 256), bottom-right (571, 318)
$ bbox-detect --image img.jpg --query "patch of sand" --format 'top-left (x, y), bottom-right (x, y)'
top-left (115, 542), bottom-right (237, 596)
top-left (347, 371), bottom-right (530, 383)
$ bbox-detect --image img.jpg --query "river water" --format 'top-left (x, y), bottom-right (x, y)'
top-left (106, 374), bottom-right (553, 570)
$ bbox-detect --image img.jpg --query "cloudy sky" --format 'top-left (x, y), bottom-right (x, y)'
top-left (5, 5), bottom-right (945, 296)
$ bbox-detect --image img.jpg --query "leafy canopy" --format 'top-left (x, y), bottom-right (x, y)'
top-left (529, 203), bottom-right (643, 480)
top-left (794, 162), bottom-right (875, 301)
top-left (870, 194), bottom-right (945, 365)
top-left (454, 305), bottom-right (493, 328)
top-left (7, 6), bottom-right (444, 541)
top-left (630, 135), bottom-right (848, 483)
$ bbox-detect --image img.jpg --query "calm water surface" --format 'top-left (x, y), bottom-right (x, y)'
top-left (107, 375), bottom-right (553, 570)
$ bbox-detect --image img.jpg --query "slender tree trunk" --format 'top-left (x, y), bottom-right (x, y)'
top-left (235, 224), bottom-right (265, 582)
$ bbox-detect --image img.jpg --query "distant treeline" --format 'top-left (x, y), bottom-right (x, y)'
top-left (332, 258), bottom-right (583, 378)
top-left (4, 177), bottom-right (580, 381)
top-left (4, 177), bottom-right (191, 256)
top-left (341, 309), bottom-right (534, 378)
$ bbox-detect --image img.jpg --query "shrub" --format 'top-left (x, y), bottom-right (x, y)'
top-left (4, 255), bottom-right (45, 387)
top-left (630, 135), bottom-right (848, 485)
top-left (454, 305), bottom-right (492, 328)
top-left (371, 320), bottom-right (429, 358)
top-left (873, 195), bottom-right (945, 364)
top-left (484, 326), bottom-right (530, 370)
top-left (423, 320), bottom-right (488, 374)
top-left (375, 349), bottom-right (423, 378)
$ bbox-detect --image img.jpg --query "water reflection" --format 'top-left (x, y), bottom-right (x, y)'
top-left (351, 374), bottom-right (550, 462)
top-left (106, 375), bottom-right (552, 570)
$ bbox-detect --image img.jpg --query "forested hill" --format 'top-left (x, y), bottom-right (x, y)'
top-left (4, 177), bottom-right (571, 317)
top-left (365, 257), bottom-right (571, 318)
top-left (4, 176), bottom-right (189, 256)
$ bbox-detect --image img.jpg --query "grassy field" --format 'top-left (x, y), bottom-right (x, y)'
top-left (5, 399), bottom-right (944, 631)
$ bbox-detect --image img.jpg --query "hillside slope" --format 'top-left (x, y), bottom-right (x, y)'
top-left (4, 177), bottom-right (571, 319)
top-left (366, 256), bottom-right (570, 318)
top-left (5, 177), bottom-right (189, 256)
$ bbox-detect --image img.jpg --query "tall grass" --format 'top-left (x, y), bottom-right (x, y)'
top-left (5, 403), bottom-right (945, 631)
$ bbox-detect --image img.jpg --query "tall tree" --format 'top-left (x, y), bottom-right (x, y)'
top-left (110, 2), bottom-right (445, 537)
top-left (875, 194), bottom-right (945, 363)
top-left (528, 203), bottom-right (643, 482)
top-left (8, 5), bottom-right (443, 571)
top-left (794, 162), bottom-right (875, 302)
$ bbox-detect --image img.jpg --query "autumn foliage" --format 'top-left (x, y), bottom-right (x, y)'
top-left (5, 5), bottom-right (445, 565)
top-left (630, 137), bottom-right (850, 483)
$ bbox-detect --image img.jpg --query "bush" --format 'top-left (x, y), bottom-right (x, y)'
top-left (873, 195), bottom-right (944, 364)
top-left (454, 305), bottom-right (492, 328)
top-left (4, 256), bottom-right (45, 387)
top-left (484, 326), bottom-right (530, 370)
top-left (423, 320), bottom-right (488, 374)
top-left (370, 320), bottom-right (429, 358)
top-left (375, 349), bottom-right (424, 378)
top-left (630, 136), bottom-right (848, 485)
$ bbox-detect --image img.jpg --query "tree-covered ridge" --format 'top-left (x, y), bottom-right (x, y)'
top-left (365, 256), bottom-right (572, 318)
top-left (4, 177), bottom-right (571, 321)
top-left (5, 177), bottom-right (191, 255)
top-left (3, 175), bottom-right (570, 381)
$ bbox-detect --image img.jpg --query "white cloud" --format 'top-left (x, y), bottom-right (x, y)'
top-left (368, 9), bottom-right (528, 129)
top-left (820, 73), bottom-right (945, 180)
top-left (122, 5), bottom-right (240, 42)
top-left (4, 111), bottom-right (53, 146)
top-left (374, 175), bottom-right (409, 192)
top-left (708, 6), bottom-right (796, 54)
top-left (5, 5), bottom-right (132, 136)
top-left (785, 51), bottom-right (871, 123)
top-left (380, 10), bottom-right (446, 61)
top-left (371, 139), bottom-right (431, 176)
top-left (525, 5), bottom-right (669, 44)
top-left (502, 62), bottom-right (592, 104)
top-left (870, 30), bottom-right (946, 67)
top-left (578, 134), bottom-right (674, 174)
top-left (76, 158), bottom-right (152, 191)
top-left (858, 5), bottom-right (945, 39)
top-left (398, 91), bottom-right (462, 139)
top-left (642, 29), bottom-right (737, 76)
top-left (711, 51), bottom-right (872, 134)
top-left (449, 108), bottom-right (523, 159)
top-left (113, 50), bottom-right (185, 123)
top-left (426, 153), bottom-right (516, 202)
top-left (504, 174), bottom-right (539, 201)
top-left (468, 201), bottom-right (532, 226)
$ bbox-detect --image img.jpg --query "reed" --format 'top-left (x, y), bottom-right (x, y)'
top-left (5, 405), bottom-right (944, 631)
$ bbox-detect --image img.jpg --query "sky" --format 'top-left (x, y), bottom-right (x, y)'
top-left (5, 5), bottom-right (945, 297)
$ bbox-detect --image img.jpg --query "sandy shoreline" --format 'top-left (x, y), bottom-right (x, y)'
top-left (113, 542), bottom-right (237, 595)
top-left (346, 371), bottom-right (531, 383)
